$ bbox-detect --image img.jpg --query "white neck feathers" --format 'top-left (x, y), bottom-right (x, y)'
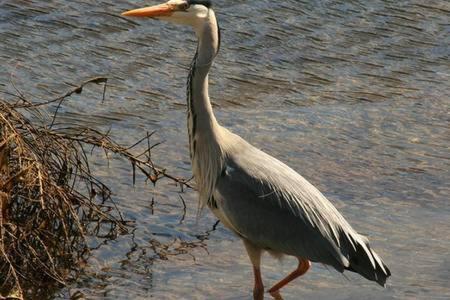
top-left (186, 8), bottom-right (223, 211)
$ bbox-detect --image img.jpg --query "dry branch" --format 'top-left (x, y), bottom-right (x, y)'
top-left (0, 78), bottom-right (192, 299)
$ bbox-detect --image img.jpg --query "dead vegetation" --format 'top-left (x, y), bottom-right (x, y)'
top-left (0, 78), bottom-right (192, 299)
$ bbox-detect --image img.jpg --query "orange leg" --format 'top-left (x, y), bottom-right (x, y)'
top-left (253, 266), bottom-right (264, 300)
top-left (268, 258), bottom-right (311, 299)
top-left (243, 240), bottom-right (264, 300)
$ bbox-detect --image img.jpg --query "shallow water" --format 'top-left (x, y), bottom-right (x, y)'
top-left (1, 0), bottom-right (449, 299)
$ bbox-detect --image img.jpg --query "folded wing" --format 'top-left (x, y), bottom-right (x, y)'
top-left (214, 139), bottom-right (390, 286)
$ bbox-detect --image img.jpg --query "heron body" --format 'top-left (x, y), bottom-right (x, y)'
top-left (122, 1), bottom-right (391, 299)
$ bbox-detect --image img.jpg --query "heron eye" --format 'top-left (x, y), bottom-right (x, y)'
top-left (179, 2), bottom-right (189, 10)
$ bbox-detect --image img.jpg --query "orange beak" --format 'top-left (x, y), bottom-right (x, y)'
top-left (122, 3), bottom-right (175, 18)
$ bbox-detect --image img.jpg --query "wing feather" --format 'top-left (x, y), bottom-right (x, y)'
top-left (213, 133), bottom-right (390, 286)
top-left (214, 143), bottom-right (355, 270)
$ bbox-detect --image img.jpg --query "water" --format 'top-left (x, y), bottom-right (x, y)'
top-left (1, 0), bottom-right (449, 299)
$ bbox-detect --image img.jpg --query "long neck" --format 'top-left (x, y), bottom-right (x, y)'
top-left (187, 9), bottom-right (220, 159)
top-left (186, 10), bottom-right (224, 211)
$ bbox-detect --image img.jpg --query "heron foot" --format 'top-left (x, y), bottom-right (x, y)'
top-left (253, 286), bottom-right (264, 300)
top-left (269, 289), bottom-right (284, 300)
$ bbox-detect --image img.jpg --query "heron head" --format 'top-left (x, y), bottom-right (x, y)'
top-left (122, 0), bottom-right (212, 28)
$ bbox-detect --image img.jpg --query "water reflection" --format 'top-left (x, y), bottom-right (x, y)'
top-left (1, 0), bottom-right (449, 299)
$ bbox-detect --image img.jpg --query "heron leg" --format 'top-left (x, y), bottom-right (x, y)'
top-left (243, 240), bottom-right (264, 300)
top-left (268, 257), bottom-right (311, 298)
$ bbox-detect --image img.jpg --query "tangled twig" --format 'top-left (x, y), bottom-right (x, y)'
top-left (0, 77), bottom-right (193, 299)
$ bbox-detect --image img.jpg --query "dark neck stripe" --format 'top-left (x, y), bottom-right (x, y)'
top-left (186, 47), bottom-right (198, 158)
top-left (217, 22), bottom-right (221, 55)
top-left (186, 16), bottom-right (221, 159)
top-left (188, 0), bottom-right (212, 8)
top-left (187, 47), bottom-right (198, 115)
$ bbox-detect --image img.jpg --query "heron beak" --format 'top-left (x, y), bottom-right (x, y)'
top-left (121, 3), bottom-right (175, 18)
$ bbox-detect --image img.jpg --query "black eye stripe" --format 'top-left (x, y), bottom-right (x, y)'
top-left (179, 2), bottom-right (189, 10)
top-left (187, 0), bottom-right (212, 8)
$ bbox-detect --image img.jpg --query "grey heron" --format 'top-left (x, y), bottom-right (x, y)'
top-left (122, 1), bottom-right (391, 299)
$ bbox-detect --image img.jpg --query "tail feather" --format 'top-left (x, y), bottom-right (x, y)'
top-left (344, 235), bottom-right (391, 286)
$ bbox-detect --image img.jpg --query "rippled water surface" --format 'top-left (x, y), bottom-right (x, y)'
top-left (1, 0), bottom-right (449, 299)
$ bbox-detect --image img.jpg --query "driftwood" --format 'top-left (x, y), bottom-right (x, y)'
top-left (0, 78), bottom-right (192, 299)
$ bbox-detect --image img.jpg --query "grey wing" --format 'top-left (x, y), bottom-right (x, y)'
top-left (214, 147), bottom-right (390, 285)
top-left (214, 158), bottom-right (344, 271)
